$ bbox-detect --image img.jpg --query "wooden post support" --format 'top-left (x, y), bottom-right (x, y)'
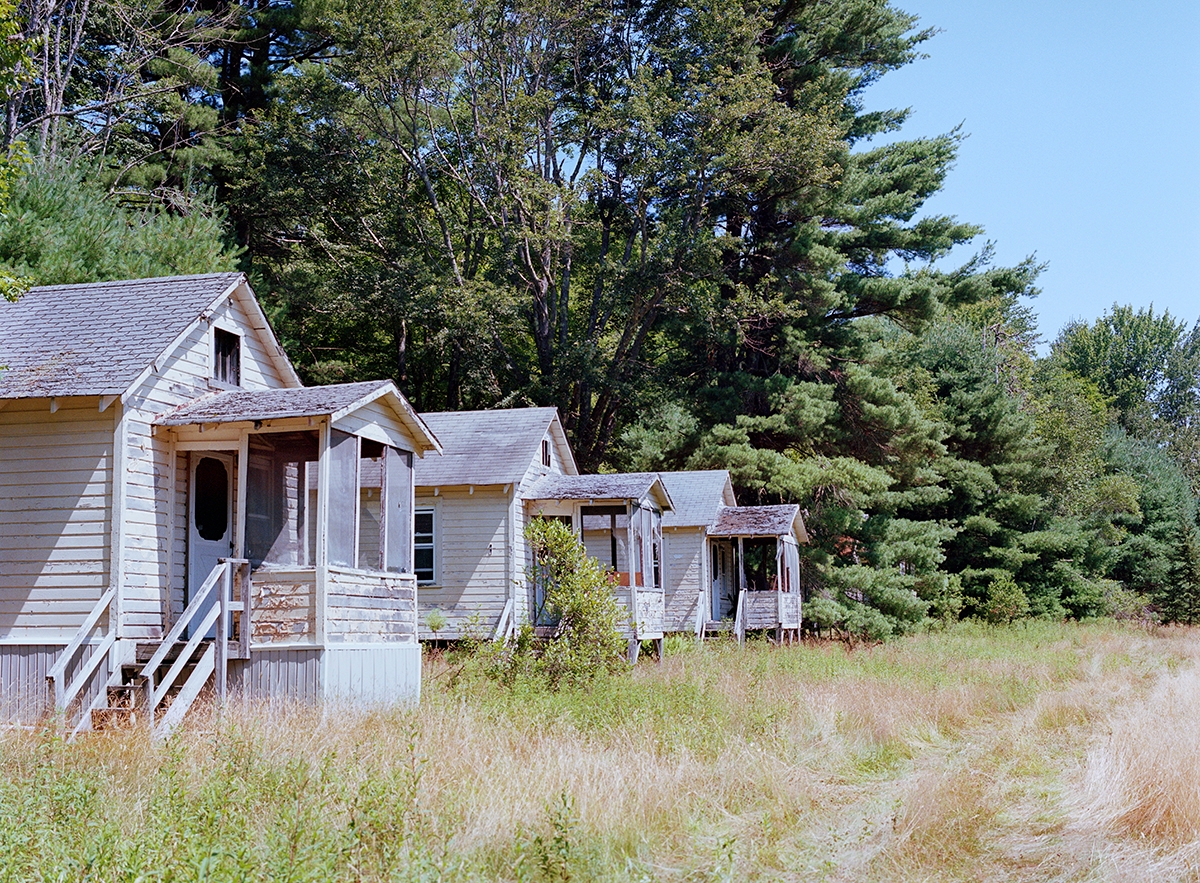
top-left (239, 563), bottom-right (252, 660)
top-left (214, 562), bottom-right (228, 705)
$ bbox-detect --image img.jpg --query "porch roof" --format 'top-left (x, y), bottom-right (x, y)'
top-left (709, 505), bottom-right (807, 543)
top-left (153, 380), bottom-right (441, 454)
top-left (523, 472), bottom-right (674, 511)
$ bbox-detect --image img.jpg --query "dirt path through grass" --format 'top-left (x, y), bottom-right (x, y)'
top-left (803, 627), bottom-right (1200, 883)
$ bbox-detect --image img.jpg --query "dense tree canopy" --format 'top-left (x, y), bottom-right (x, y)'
top-left (4, 0), bottom-right (1199, 632)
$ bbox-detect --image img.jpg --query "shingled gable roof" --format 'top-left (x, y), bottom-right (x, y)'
top-left (523, 472), bottom-right (674, 511)
top-left (154, 380), bottom-right (441, 455)
top-left (414, 407), bottom-right (576, 486)
top-left (0, 272), bottom-right (299, 399)
top-left (660, 470), bottom-right (737, 528)
top-left (709, 504), bottom-right (807, 542)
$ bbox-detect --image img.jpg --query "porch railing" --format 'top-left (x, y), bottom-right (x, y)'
top-left (47, 559), bottom-right (252, 740)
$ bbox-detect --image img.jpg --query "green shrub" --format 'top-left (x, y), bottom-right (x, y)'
top-left (481, 519), bottom-right (627, 689)
top-left (425, 608), bottom-right (448, 635)
top-left (984, 573), bottom-right (1030, 624)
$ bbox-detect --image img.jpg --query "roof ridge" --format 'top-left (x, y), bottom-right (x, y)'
top-left (27, 271), bottom-right (244, 293)
top-left (422, 406), bottom-right (558, 417)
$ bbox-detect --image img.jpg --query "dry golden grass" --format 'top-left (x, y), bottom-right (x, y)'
top-left (2, 621), bottom-right (1199, 881)
top-left (1062, 632), bottom-right (1200, 881)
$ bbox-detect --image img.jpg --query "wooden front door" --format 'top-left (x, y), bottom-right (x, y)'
top-left (188, 453), bottom-right (234, 638)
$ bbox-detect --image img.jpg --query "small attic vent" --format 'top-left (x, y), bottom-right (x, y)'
top-left (541, 438), bottom-right (551, 467)
top-left (214, 328), bottom-right (241, 386)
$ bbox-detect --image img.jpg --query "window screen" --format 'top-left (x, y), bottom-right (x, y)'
top-left (245, 432), bottom-right (318, 568)
top-left (359, 442), bottom-right (384, 570)
top-left (326, 429), bottom-right (359, 567)
top-left (382, 447), bottom-right (413, 573)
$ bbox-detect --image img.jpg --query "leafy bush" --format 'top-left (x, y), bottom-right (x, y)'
top-left (481, 519), bottom-right (627, 689)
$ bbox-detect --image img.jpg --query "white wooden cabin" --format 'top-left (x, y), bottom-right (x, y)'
top-left (657, 472), bottom-right (809, 641)
top-left (707, 505), bottom-right (808, 643)
top-left (0, 273), bottom-right (439, 735)
top-left (522, 473), bottom-right (674, 660)
top-left (658, 471), bottom-right (738, 632)
top-left (413, 407), bottom-right (577, 640)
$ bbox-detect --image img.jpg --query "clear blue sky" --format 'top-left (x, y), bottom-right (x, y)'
top-left (863, 1), bottom-right (1200, 349)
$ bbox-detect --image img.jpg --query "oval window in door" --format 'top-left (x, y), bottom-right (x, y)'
top-left (195, 457), bottom-right (229, 540)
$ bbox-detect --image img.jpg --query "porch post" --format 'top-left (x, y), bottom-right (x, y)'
top-left (234, 433), bottom-right (249, 559)
top-left (165, 434), bottom-right (177, 633)
top-left (110, 402), bottom-right (128, 639)
top-left (315, 419), bottom-right (330, 645)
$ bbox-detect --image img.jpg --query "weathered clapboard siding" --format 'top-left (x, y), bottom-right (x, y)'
top-left (780, 593), bottom-right (801, 629)
top-left (581, 529), bottom-right (629, 572)
top-left (250, 568), bottom-right (317, 643)
top-left (743, 591), bottom-right (781, 630)
top-left (415, 485), bottom-right (510, 638)
top-left (324, 644), bottom-right (420, 704)
top-left (614, 587), bottom-right (665, 639)
top-left (0, 398), bottom-right (113, 639)
top-left (326, 566), bottom-right (416, 643)
top-left (117, 286), bottom-right (293, 639)
top-left (636, 588), bottom-right (665, 638)
top-left (333, 398), bottom-right (415, 452)
top-left (169, 450), bottom-right (188, 623)
top-left (229, 647), bottom-right (322, 702)
top-left (213, 290), bottom-right (289, 390)
top-left (120, 413), bottom-right (170, 639)
top-left (662, 527), bottom-right (704, 631)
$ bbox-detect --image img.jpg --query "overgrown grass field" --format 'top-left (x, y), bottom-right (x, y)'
top-left (3, 622), bottom-right (1200, 881)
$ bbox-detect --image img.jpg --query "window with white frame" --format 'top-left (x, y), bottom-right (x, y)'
top-left (414, 508), bottom-right (436, 584)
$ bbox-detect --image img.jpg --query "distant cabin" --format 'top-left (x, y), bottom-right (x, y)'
top-left (0, 273), bottom-right (440, 736)
top-left (659, 470), bottom-right (739, 631)
top-left (522, 471), bottom-right (674, 659)
top-left (658, 471), bottom-right (808, 640)
top-left (414, 411), bottom-right (676, 656)
top-left (413, 410), bottom-right (808, 651)
top-left (413, 407), bottom-right (578, 640)
top-left (706, 503), bottom-right (807, 642)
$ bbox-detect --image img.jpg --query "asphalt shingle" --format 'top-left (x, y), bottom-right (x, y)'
top-left (0, 273), bottom-right (244, 398)
top-left (154, 381), bottom-right (391, 425)
top-left (415, 408), bottom-right (562, 486)
top-left (709, 505), bottom-right (802, 538)
top-left (523, 472), bottom-right (674, 510)
top-left (660, 470), bottom-right (735, 528)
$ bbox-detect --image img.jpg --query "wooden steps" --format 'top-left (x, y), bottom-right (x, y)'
top-left (90, 641), bottom-right (212, 733)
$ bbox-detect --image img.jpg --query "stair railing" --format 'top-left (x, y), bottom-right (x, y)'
top-left (46, 585), bottom-right (117, 728)
top-left (138, 558), bottom-right (249, 739)
top-left (492, 597), bottom-right (514, 642)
